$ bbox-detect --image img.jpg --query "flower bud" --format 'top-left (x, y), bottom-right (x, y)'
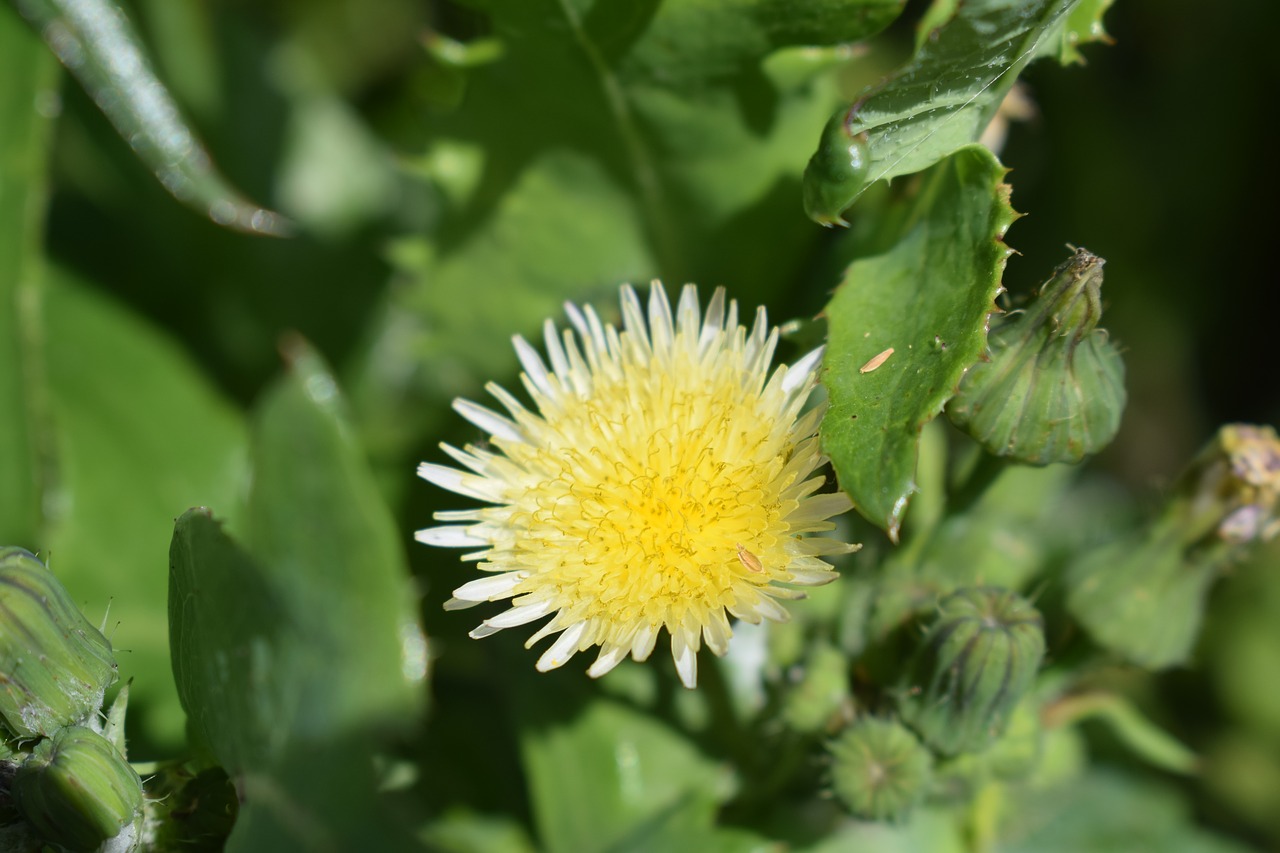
top-left (1066, 424), bottom-right (1280, 668)
top-left (828, 716), bottom-right (933, 821)
top-left (0, 548), bottom-right (117, 740)
top-left (12, 726), bottom-right (144, 851)
top-left (947, 248), bottom-right (1125, 465)
top-left (930, 698), bottom-right (1043, 801)
top-left (897, 587), bottom-right (1045, 756)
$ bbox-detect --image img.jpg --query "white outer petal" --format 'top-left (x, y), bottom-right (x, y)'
top-left (451, 572), bottom-right (527, 602)
top-left (631, 624), bottom-right (658, 661)
top-left (453, 398), bottom-right (524, 443)
top-left (783, 346), bottom-right (825, 393)
top-left (513, 335), bottom-right (556, 399)
top-left (587, 645), bottom-right (629, 679)
top-left (415, 526), bottom-right (490, 548)
top-left (672, 638), bottom-right (698, 689)
top-left (483, 598), bottom-right (553, 629)
top-left (536, 621), bottom-right (589, 672)
top-left (417, 462), bottom-right (501, 502)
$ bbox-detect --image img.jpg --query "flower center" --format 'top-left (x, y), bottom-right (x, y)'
top-left (499, 347), bottom-right (796, 631)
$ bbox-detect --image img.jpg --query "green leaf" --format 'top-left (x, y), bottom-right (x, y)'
top-left (41, 268), bottom-right (247, 749)
top-left (241, 340), bottom-right (425, 736)
top-left (999, 768), bottom-right (1252, 853)
top-left (168, 345), bottom-right (427, 849)
top-left (11, 0), bottom-right (288, 235)
top-left (802, 0), bottom-right (1095, 223)
top-left (819, 145), bottom-right (1015, 539)
top-left (519, 696), bottom-right (733, 853)
top-left (1034, 0), bottom-right (1116, 65)
top-left (361, 0), bottom-right (904, 450)
top-left (168, 509), bottom-right (289, 773)
top-left (0, 9), bottom-right (56, 547)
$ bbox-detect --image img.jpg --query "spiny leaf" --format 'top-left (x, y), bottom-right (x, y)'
top-left (803, 0), bottom-right (1111, 224)
top-left (819, 145), bottom-right (1016, 540)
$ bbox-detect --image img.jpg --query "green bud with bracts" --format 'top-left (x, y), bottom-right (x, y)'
top-left (947, 247), bottom-right (1125, 465)
top-left (828, 716), bottom-right (933, 821)
top-left (12, 725), bottom-right (144, 851)
top-left (0, 548), bottom-right (117, 740)
top-left (897, 587), bottom-right (1045, 756)
top-left (1067, 424), bottom-right (1280, 669)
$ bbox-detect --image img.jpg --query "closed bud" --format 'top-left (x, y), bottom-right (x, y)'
top-left (828, 716), bottom-right (933, 821)
top-left (947, 248), bottom-right (1125, 465)
top-left (13, 726), bottom-right (143, 851)
top-left (1067, 424), bottom-right (1280, 669)
top-left (0, 548), bottom-right (117, 740)
top-left (930, 699), bottom-right (1043, 802)
top-left (898, 587), bottom-right (1045, 756)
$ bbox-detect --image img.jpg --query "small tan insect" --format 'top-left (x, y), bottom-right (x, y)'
top-left (736, 543), bottom-right (765, 574)
top-left (859, 347), bottom-right (895, 374)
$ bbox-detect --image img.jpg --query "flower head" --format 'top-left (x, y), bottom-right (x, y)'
top-left (417, 283), bottom-right (856, 687)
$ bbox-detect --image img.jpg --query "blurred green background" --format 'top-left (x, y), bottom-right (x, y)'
top-left (3, 0), bottom-right (1278, 848)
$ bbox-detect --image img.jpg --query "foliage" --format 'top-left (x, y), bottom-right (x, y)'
top-left (1, 0), bottom-right (1277, 850)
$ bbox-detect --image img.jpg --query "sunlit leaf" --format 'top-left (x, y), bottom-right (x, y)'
top-left (802, 0), bottom-right (1103, 223)
top-left (819, 145), bottom-right (1015, 539)
top-left (11, 0), bottom-right (289, 235)
top-left (519, 696), bottom-right (733, 853)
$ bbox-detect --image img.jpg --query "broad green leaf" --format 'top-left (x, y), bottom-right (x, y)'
top-left (398, 149), bottom-right (655, 388)
top-left (41, 268), bottom-right (247, 749)
top-left (802, 0), bottom-right (1103, 223)
top-left (360, 0), bottom-right (904, 452)
top-left (169, 509), bottom-right (289, 772)
top-left (999, 769), bottom-right (1252, 853)
top-left (819, 145), bottom-right (1015, 539)
top-left (169, 511), bottom-right (421, 852)
top-left (11, 0), bottom-right (288, 235)
top-left (0, 9), bottom-right (56, 547)
top-left (242, 341), bottom-right (424, 738)
top-left (519, 696), bottom-right (733, 853)
top-left (168, 346), bottom-right (426, 849)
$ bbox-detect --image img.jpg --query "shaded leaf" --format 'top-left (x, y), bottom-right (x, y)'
top-left (999, 768), bottom-right (1252, 853)
top-left (819, 145), bottom-right (1015, 539)
top-left (0, 9), bottom-right (56, 547)
top-left (42, 268), bottom-right (247, 749)
top-left (168, 345), bottom-right (427, 849)
top-left (169, 509), bottom-right (291, 772)
top-left (241, 340), bottom-right (425, 738)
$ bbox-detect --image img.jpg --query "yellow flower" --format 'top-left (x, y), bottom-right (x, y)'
top-left (417, 283), bottom-right (856, 687)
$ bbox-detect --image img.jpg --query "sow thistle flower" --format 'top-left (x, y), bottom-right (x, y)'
top-left (417, 283), bottom-right (857, 687)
